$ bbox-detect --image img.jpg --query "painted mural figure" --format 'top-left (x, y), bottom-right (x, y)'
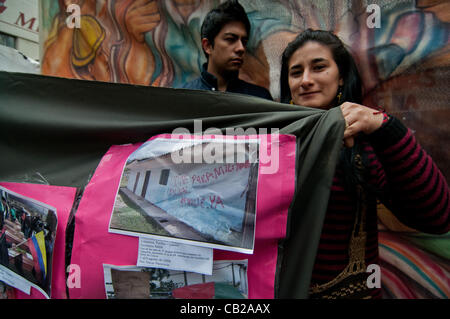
top-left (40, 0), bottom-right (294, 88)
top-left (40, 1), bottom-right (449, 94)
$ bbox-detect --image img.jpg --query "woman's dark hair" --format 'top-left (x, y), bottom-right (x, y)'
top-left (200, 0), bottom-right (251, 60)
top-left (280, 29), bottom-right (363, 106)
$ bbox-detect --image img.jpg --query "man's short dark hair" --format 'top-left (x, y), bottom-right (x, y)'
top-left (200, 0), bottom-right (250, 58)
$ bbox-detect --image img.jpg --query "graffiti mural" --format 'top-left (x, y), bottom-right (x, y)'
top-left (39, 0), bottom-right (450, 299)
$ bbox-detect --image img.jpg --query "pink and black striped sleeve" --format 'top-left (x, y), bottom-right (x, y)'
top-left (367, 116), bottom-right (450, 234)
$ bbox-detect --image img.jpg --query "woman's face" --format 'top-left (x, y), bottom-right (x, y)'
top-left (288, 41), bottom-right (343, 109)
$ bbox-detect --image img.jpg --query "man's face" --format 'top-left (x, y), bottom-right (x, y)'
top-left (203, 21), bottom-right (248, 77)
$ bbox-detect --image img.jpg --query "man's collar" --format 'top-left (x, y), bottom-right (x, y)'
top-left (200, 63), bottom-right (240, 91)
top-left (200, 63), bottom-right (218, 89)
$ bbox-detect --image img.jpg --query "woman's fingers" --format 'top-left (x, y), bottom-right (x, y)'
top-left (340, 102), bottom-right (384, 137)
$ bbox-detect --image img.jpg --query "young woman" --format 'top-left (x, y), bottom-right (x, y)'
top-left (280, 29), bottom-right (449, 298)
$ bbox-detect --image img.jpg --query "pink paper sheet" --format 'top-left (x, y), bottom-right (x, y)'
top-left (70, 134), bottom-right (296, 298)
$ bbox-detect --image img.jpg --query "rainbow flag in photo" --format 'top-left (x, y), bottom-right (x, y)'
top-left (27, 231), bottom-right (47, 280)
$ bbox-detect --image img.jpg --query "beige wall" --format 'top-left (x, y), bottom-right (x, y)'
top-left (0, 0), bottom-right (39, 60)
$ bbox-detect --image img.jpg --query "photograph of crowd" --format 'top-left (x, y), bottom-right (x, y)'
top-left (0, 187), bottom-right (57, 297)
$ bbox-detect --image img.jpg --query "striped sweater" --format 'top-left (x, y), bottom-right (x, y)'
top-left (310, 115), bottom-right (450, 298)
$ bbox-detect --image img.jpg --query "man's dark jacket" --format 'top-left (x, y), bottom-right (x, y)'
top-left (0, 71), bottom-right (345, 298)
top-left (181, 64), bottom-right (273, 101)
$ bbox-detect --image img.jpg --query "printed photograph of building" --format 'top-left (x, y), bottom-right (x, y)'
top-left (109, 137), bottom-right (259, 253)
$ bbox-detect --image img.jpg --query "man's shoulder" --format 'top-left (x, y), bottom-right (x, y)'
top-left (179, 76), bottom-right (209, 90)
top-left (235, 79), bottom-right (273, 100)
top-left (178, 76), bottom-right (273, 101)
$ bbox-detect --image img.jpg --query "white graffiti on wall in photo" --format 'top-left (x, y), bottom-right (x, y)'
top-left (66, 4), bottom-right (81, 29)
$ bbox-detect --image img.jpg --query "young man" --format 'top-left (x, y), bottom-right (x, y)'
top-left (181, 0), bottom-right (272, 100)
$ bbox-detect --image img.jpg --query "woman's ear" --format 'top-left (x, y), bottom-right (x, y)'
top-left (339, 77), bottom-right (344, 86)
